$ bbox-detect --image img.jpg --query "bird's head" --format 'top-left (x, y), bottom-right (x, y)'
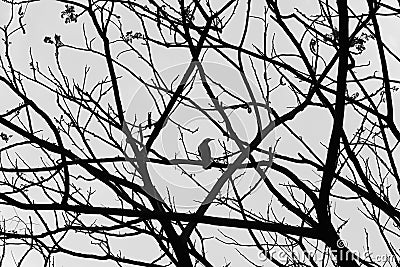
top-left (202, 138), bottom-right (214, 144)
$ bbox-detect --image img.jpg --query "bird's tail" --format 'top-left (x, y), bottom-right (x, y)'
top-left (202, 159), bottom-right (213, 169)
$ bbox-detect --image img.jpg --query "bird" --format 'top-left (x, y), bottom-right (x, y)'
top-left (198, 138), bottom-right (214, 169)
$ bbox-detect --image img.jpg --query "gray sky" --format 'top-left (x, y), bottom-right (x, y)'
top-left (1, 0), bottom-right (400, 266)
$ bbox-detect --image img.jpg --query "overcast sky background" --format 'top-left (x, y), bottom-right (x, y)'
top-left (1, 0), bottom-right (400, 266)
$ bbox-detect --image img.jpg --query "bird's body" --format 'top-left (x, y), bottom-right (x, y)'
top-left (198, 138), bottom-right (213, 169)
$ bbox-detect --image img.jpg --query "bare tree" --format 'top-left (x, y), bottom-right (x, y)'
top-left (1, 0), bottom-right (400, 266)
